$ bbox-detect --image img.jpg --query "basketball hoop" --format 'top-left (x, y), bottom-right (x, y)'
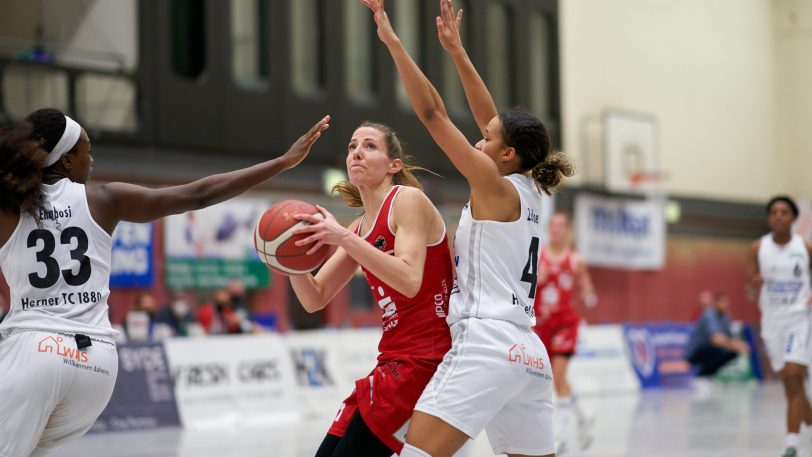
top-left (628, 171), bottom-right (666, 189)
top-left (627, 170), bottom-right (668, 199)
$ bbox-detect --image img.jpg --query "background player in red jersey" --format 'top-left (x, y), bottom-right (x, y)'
top-left (534, 212), bottom-right (598, 453)
top-left (290, 121), bottom-right (453, 457)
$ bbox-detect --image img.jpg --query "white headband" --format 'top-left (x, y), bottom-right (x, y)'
top-left (43, 116), bottom-right (82, 168)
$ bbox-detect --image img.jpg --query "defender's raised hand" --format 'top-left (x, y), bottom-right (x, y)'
top-left (437, 0), bottom-right (464, 55)
top-left (361, 0), bottom-right (399, 46)
top-left (280, 115), bottom-right (330, 170)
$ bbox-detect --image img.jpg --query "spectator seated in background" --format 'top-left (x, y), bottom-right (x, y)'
top-left (154, 292), bottom-right (199, 337)
top-left (124, 292), bottom-right (157, 341)
top-left (684, 292), bottom-right (750, 384)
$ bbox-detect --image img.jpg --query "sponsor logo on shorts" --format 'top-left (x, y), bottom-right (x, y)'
top-left (786, 333), bottom-right (796, 354)
top-left (37, 336), bottom-right (112, 375)
top-left (38, 336), bottom-right (88, 363)
top-left (507, 343), bottom-right (545, 370)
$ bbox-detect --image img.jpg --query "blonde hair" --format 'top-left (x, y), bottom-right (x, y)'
top-left (333, 122), bottom-right (436, 208)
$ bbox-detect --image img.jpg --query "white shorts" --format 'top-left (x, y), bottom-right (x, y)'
top-left (762, 314), bottom-right (812, 373)
top-left (414, 318), bottom-right (555, 455)
top-left (0, 330), bottom-right (118, 457)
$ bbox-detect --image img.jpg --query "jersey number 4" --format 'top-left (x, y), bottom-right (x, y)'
top-left (520, 237), bottom-right (539, 299)
top-left (27, 227), bottom-right (91, 289)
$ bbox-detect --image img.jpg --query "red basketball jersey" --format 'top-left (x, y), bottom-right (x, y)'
top-left (534, 247), bottom-right (577, 321)
top-left (355, 186), bottom-right (452, 363)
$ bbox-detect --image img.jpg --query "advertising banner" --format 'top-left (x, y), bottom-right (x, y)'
top-left (624, 323), bottom-right (693, 388)
top-left (164, 334), bottom-right (298, 428)
top-left (110, 222), bottom-right (154, 287)
top-left (575, 193), bottom-right (666, 270)
top-left (91, 342), bottom-right (180, 433)
top-left (164, 198), bottom-right (270, 289)
top-left (283, 329), bottom-right (381, 417)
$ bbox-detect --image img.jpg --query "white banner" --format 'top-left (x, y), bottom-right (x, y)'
top-left (164, 334), bottom-right (299, 429)
top-left (569, 324), bottom-right (641, 395)
top-left (283, 329), bottom-right (381, 418)
top-left (575, 193), bottom-right (666, 270)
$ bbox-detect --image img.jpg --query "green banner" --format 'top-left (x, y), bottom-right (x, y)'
top-left (166, 258), bottom-right (269, 290)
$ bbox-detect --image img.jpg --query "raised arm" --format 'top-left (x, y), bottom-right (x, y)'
top-left (88, 116), bottom-right (330, 234)
top-left (436, 0), bottom-right (497, 136)
top-left (362, 0), bottom-right (509, 199)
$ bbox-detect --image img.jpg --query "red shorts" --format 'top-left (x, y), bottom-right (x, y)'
top-left (535, 309), bottom-right (580, 356)
top-left (328, 358), bottom-right (440, 454)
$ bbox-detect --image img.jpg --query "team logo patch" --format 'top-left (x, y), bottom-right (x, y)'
top-left (373, 235), bottom-right (387, 251)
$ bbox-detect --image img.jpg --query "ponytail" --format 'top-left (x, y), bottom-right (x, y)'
top-left (0, 122), bottom-right (48, 218)
top-left (531, 151), bottom-right (575, 196)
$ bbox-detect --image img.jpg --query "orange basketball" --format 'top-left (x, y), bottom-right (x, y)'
top-left (254, 200), bottom-right (329, 275)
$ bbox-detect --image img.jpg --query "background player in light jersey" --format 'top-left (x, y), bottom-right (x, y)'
top-left (363, 0), bottom-right (574, 455)
top-left (0, 107), bottom-right (329, 457)
top-left (747, 195), bottom-right (812, 457)
top-left (289, 121), bottom-right (453, 457)
top-left (534, 212), bottom-right (597, 453)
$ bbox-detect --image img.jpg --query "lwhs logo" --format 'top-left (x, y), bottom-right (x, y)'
top-left (507, 343), bottom-right (545, 369)
top-left (38, 336), bottom-right (88, 363)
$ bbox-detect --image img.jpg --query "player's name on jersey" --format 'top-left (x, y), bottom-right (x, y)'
top-left (526, 206), bottom-right (539, 224)
top-left (38, 205), bottom-right (73, 222)
top-left (21, 291), bottom-right (103, 309)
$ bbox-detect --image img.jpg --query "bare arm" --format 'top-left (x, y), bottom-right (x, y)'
top-left (289, 245), bottom-right (360, 313)
top-left (710, 333), bottom-right (749, 354)
top-left (88, 116), bottom-right (330, 233)
top-left (573, 253), bottom-right (598, 307)
top-left (436, 0), bottom-right (497, 136)
top-left (807, 240), bottom-right (812, 304)
top-left (745, 240), bottom-right (761, 301)
top-left (294, 188), bottom-right (435, 298)
top-left (362, 0), bottom-right (513, 212)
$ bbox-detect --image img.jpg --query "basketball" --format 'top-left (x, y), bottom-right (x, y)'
top-left (254, 200), bottom-right (330, 275)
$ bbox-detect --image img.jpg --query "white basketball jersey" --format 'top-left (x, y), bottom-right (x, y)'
top-left (0, 179), bottom-right (117, 339)
top-left (448, 174), bottom-right (543, 328)
top-left (758, 233), bottom-right (811, 321)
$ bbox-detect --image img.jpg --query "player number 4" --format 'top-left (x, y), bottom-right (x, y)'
top-left (520, 237), bottom-right (539, 299)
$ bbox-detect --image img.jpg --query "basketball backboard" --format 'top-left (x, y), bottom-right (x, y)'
top-left (603, 111), bottom-right (660, 195)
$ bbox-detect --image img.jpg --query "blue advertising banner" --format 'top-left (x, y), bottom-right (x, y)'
top-left (624, 323), bottom-right (694, 388)
top-left (110, 222), bottom-right (154, 287)
top-left (90, 342), bottom-right (181, 433)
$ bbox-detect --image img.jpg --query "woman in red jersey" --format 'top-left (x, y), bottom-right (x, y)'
top-left (290, 122), bottom-right (453, 457)
top-left (534, 212), bottom-right (597, 453)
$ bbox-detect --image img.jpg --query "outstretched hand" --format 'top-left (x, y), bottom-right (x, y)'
top-left (436, 0), bottom-right (464, 54)
top-left (292, 206), bottom-right (350, 255)
top-left (361, 0), bottom-right (398, 46)
top-left (281, 115), bottom-right (330, 170)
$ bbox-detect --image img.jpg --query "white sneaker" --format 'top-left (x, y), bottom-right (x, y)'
top-left (692, 377), bottom-right (714, 399)
top-left (555, 436), bottom-right (568, 455)
top-left (576, 413), bottom-right (595, 450)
